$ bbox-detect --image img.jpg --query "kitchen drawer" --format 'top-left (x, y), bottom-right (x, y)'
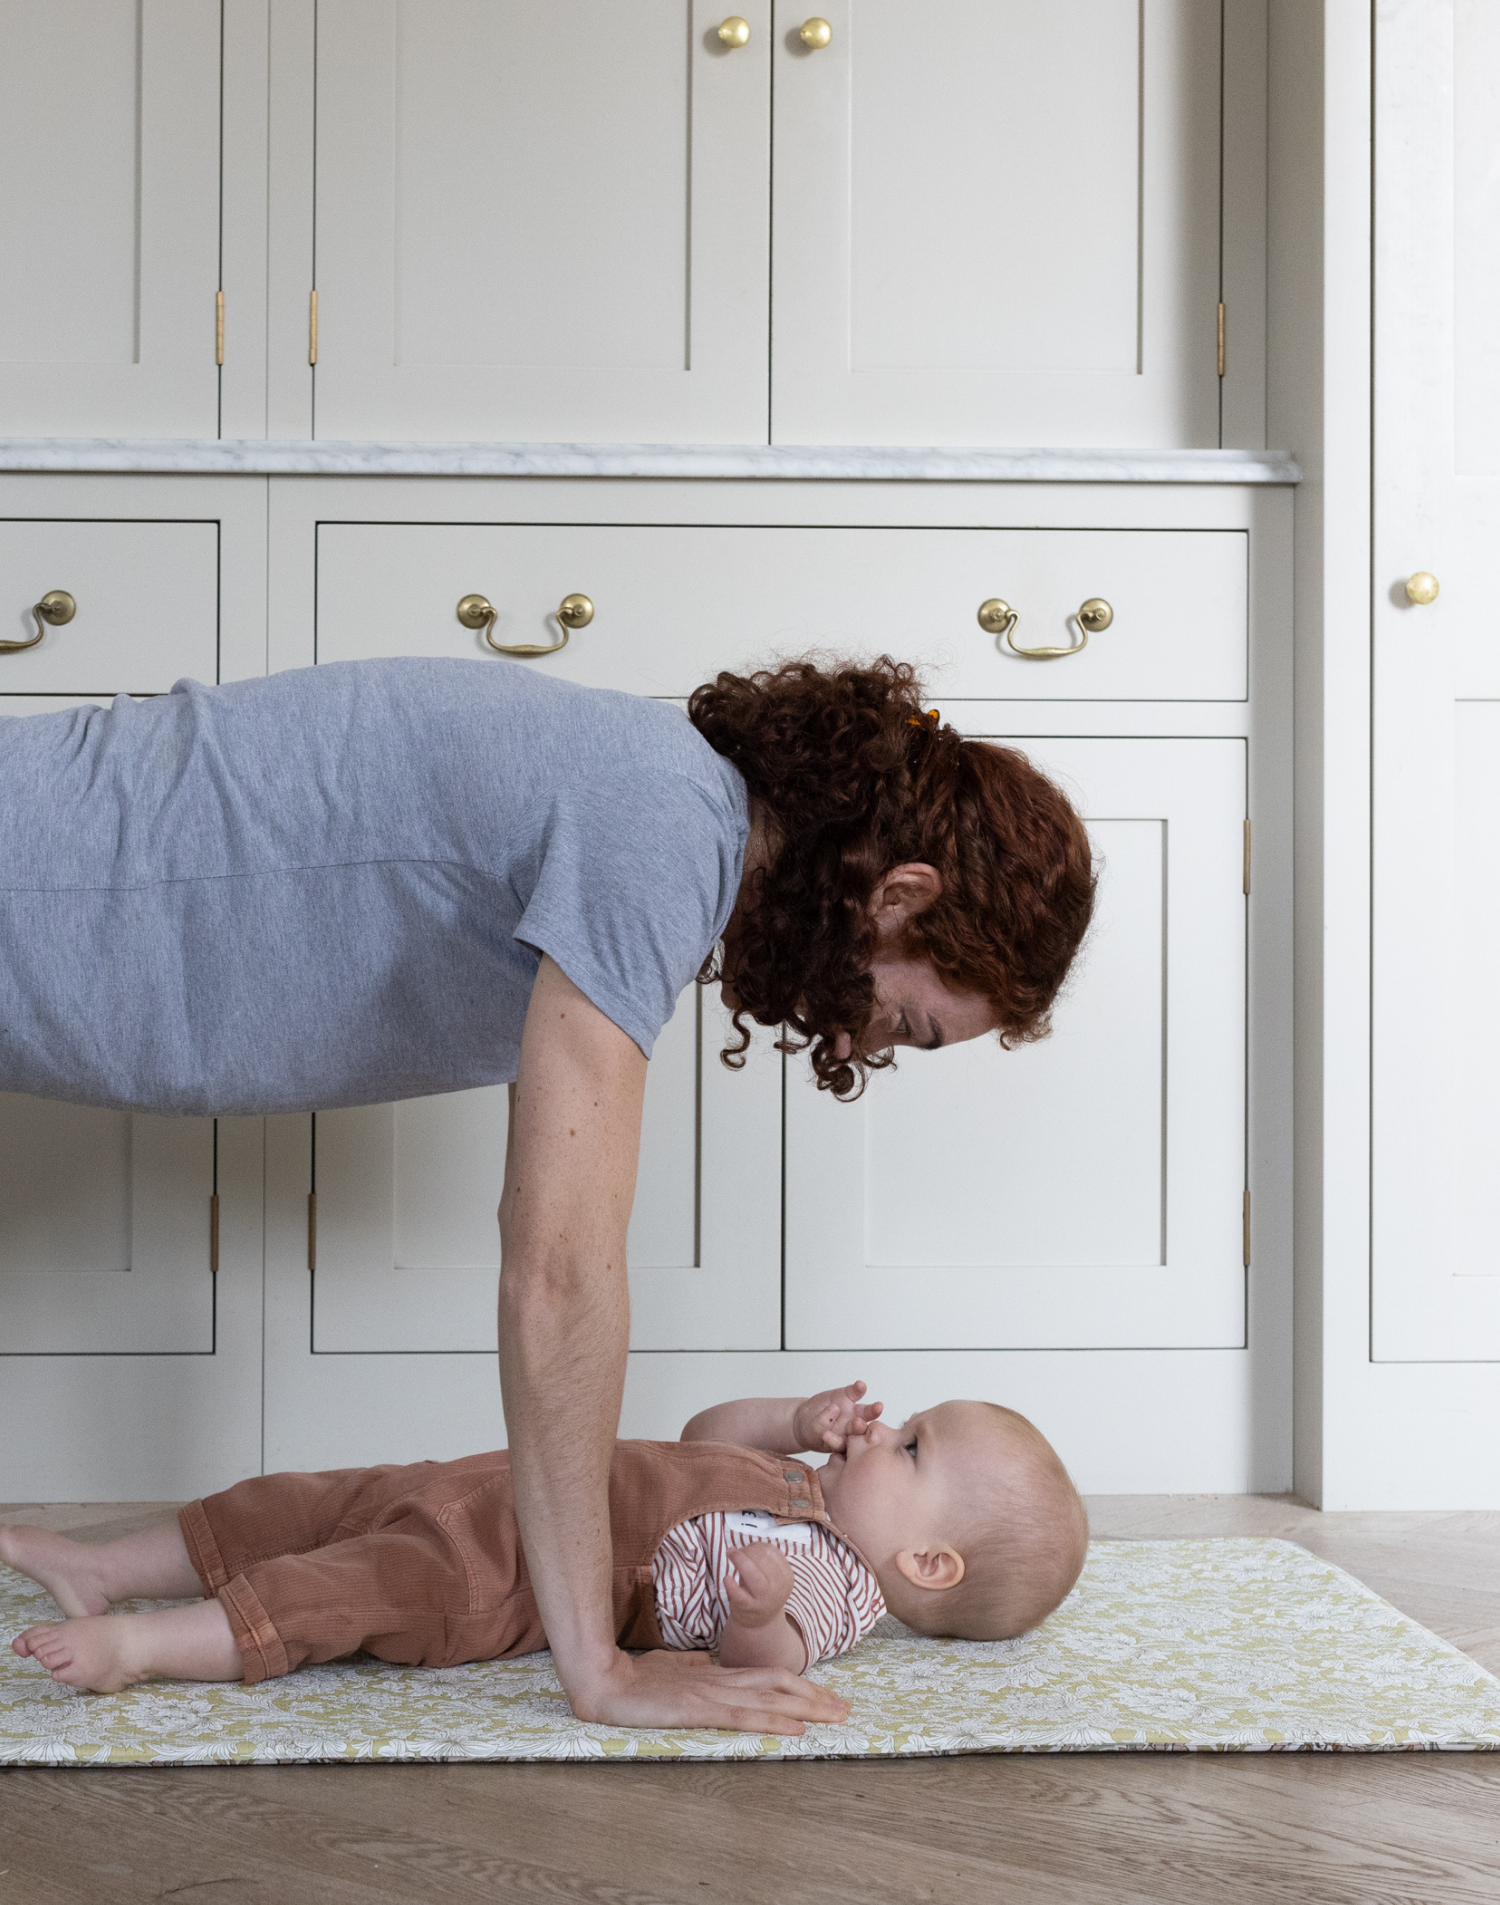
top-left (0, 521), bottom-right (218, 693)
top-left (315, 523), bottom-right (1246, 700)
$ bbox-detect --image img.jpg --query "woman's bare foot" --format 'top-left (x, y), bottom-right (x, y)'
top-left (12, 1615), bottom-right (152, 1692)
top-left (13, 1599), bottom-right (242, 1692)
top-left (0, 1525), bottom-right (112, 1618)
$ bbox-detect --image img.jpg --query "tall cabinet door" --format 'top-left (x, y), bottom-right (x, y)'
top-left (311, 0), bottom-right (771, 443)
top-left (770, 0), bottom-right (1223, 447)
top-left (1371, 0), bottom-right (1500, 1360)
top-left (784, 736), bottom-right (1247, 1350)
top-left (309, 990), bottom-right (780, 1360)
top-left (0, 1), bottom-right (221, 437)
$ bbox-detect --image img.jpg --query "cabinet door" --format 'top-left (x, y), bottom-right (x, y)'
top-left (0, 1097), bottom-right (216, 1355)
top-left (0, 1), bottom-right (220, 437)
top-left (784, 737), bottom-right (1246, 1349)
top-left (311, 0), bottom-right (770, 443)
top-left (1371, 0), bottom-right (1500, 1359)
top-left (770, 0), bottom-right (1222, 447)
top-left (308, 989), bottom-right (781, 1356)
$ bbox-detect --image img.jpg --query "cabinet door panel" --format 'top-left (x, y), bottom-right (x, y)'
top-left (0, 1100), bottom-right (215, 1354)
top-left (311, 989), bottom-right (781, 1354)
top-left (784, 737), bottom-right (1246, 1349)
top-left (771, 0), bottom-right (1221, 446)
top-left (1372, 0), bottom-right (1500, 1358)
top-left (315, 523), bottom-right (1246, 702)
top-left (312, 0), bottom-right (770, 442)
top-left (0, 1), bottom-right (220, 437)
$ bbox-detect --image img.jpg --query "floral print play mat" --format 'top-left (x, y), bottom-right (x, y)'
top-left (4, 1537), bottom-right (1499, 1765)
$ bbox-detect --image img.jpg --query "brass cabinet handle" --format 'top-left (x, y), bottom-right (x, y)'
top-left (980, 595), bottom-right (1112, 660)
top-left (3, 589), bottom-right (76, 654)
top-left (799, 18), bottom-right (832, 48)
top-left (457, 591), bottom-right (593, 657)
top-left (1405, 571), bottom-right (1440, 605)
top-left (717, 16), bottom-right (751, 47)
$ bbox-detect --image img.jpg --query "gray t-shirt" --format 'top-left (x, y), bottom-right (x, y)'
top-left (0, 659), bottom-right (749, 1115)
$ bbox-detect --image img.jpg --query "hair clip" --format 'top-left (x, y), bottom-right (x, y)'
top-left (907, 708), bottom-right (941, 729)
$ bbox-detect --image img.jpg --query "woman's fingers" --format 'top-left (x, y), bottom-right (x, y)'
top-left (567, 1650), bottom-right (848, 1733)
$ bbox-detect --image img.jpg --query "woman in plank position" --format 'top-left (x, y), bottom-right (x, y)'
top-left (0, 654), bottom-right (1094, 1732)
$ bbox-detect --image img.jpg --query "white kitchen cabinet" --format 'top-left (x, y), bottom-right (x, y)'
top-left (0, 1), bottom-right (221, 438)
top-left (770, 0), bottom-right (1225, 448)
top-left (1370, 0), bottom-right (1500, 1361)
top-left (785, 734), bottom-right (1247, 1350)
top-left (308, 0), bottom-right (771, 444)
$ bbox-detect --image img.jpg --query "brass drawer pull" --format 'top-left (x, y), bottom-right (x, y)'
top-left (980, 595), bottom-right (1112, 660)
top-left (717, 16), bottom-right (751, 47)
top-left (4, 589), bottom-right (76, 654)
top-left (457, 591), bottom-right (593, 657)
top-left (800, 17), bottom-right (832, 48)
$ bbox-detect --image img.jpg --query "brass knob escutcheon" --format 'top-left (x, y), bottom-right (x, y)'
top-left (1405, 571), bottom-right (1440, 605)
top-left (3, 588), bottom-right (76, 654)
top-left (458, 591), bottom-right (592, 657)
top-left (717, 15), bottom-right (750, 47)
top-left (800, 17), bottom-right (832, 48)
top-left (1078, 597), bottom-right (1114, 634)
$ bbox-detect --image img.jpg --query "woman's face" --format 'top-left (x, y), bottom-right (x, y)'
top-left (864, 950), bottom-right (997, 1052)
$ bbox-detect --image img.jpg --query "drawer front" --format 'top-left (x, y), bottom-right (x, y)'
top-left (0, 521), bottom-right (218, 693)
top-left (315, 523), bottom-right (1246, 701)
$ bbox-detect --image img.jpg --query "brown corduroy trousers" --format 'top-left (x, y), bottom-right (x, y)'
top-left (179, 1453), bottom-right (542, 1684)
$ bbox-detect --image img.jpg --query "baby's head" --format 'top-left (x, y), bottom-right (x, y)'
top-left (815, 1399), bottom-right (1087, 1640)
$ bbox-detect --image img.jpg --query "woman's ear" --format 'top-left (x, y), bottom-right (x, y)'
top-left (866, 863), bottom-right (943, 938)
top-left (894, 1545), bottom-right (965, 1593)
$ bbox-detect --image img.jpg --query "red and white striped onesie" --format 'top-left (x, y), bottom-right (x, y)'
top-left (652, 1508), bottom-right (886, 1668)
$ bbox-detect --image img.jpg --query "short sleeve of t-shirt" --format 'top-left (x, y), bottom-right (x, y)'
top-left (513, 767), bottom-right (747, 1059)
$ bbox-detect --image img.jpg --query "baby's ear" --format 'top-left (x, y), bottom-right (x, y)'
top-left (894, 1545), bottom-right (965, 1593)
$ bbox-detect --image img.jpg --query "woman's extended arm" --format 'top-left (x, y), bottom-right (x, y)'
top-left (498, 957), bottom-right (848, 1732)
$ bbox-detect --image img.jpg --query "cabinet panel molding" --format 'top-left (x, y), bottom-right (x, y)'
top-left (0, 0), bottom-right (221, 438)
top-left (309, 0), bottom-right (771, 443)
top-left (771, 0), bottom-right (1223, 447)
top-left (784, 736), bottom-right (1248, 1350)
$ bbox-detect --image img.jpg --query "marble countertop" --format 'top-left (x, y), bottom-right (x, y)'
top-left (0, 439), bottom-right (1301, 484)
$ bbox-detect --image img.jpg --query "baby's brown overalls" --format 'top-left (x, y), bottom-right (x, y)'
top-left (180, 1441), bottom-right (832, 1683)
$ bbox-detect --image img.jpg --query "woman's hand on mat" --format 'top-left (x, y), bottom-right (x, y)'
top-left (794, 1380), bottom-right (884, 1454)
top-left (726, 1542), bottom-right (795, 1627)
top-left (564, 1647), bottom-right (848, 1735)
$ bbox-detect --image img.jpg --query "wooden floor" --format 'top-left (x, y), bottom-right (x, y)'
top-left (2, 1495), bottom-right (1499, 1905)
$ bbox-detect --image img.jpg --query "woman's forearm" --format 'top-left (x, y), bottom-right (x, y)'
top-left (680, 1397), bottom-right (808, 1452)
top-left (498, 1241), bottom-right (626, 1693)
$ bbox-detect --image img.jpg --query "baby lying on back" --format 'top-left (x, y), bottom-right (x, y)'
top-left (2, 1382), bottom-right (1087, 1705)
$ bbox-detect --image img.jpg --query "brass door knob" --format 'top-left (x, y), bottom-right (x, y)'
top-left (799, 17), bottom-right (832, 48)
top-left (3, 588), bottom-right (76, 654)
top-left (717, 15), bottom-right (750, 47)
top-left (457, 591), bottom-right (591, 658)
top-left (1405, 571), bottom-right (1440, 605)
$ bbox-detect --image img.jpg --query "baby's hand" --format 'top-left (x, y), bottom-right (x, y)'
top-left (793, 1380), bottom-right (884, 1454)
top-left (725, 1542), bottom-right (795, 1630)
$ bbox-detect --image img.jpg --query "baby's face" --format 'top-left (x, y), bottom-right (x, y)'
top-left (816, 1399), bottom-right (985, 1571)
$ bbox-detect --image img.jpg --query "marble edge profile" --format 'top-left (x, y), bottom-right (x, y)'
top-left (0, 440), bottom-right (1302, 485)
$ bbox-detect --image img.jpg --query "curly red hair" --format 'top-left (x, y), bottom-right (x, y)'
top-left (688, 656), bottom-right (1097, 1097)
